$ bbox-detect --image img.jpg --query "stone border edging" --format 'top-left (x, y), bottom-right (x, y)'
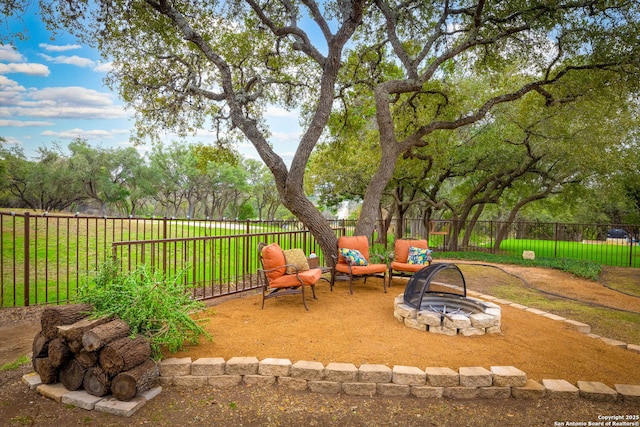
top-left (21, 292), bottom-right (640, 416)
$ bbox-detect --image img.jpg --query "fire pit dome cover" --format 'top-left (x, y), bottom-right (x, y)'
top-left (403, 263), bottom-right (467, 309)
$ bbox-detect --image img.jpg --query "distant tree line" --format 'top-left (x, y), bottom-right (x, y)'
top-left (0, 139), bottom-right (286, 220)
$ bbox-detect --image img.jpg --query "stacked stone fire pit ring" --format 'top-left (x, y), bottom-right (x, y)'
top-left (393, 263), bottom-right (501, 336)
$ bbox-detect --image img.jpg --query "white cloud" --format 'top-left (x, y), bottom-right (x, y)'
top-left (30, 86), bottom-right (115, 107)
top-left (265, 106), bottom-right (297, 117)
top-left (39, 53), bottom-right (95, 68)
top-left (39, 43), bottom-right (82, 52)
top-left (0, 119), bottom-right (54, 127)
top-left (0, 45), bottom-right (25, 62)
top-left (0, 62), bottom-right (50, 76)
top-left (93, 62), bottom-right (113, 73)
top-left (271, 130), bottom-right (302, 144)
top-left (41, 127), bottom-right (130, 140)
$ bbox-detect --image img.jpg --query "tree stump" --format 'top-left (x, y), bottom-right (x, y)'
top-left (60, 359), bottom-right (87, 391)
top-left (47, 338), bottom-right (73, 368)
top-left (99, 335), bottom-right (151, 376)
top-left (58, 315), bottom-right (112, 353)
top-left (111, 359), bottom-right (159, 401)
top-left (41, 304), bottom-right (93, 339)
top-left (75, 350), bottom-right (98, 368)
top-left (83, 366), bottom-right (111, 397)
top-left (82, 318), bottom-right (130, 352)
top-left (34, 357), bottom-right (58, 384)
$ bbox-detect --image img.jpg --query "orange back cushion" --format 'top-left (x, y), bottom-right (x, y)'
top-left (261, 243), bottom-right (286, 280)
top-left (394, 239), bottom-right (428, 263)
top-left (337, 235), bottom-right (370, 265)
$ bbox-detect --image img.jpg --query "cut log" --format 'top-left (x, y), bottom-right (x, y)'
top-left (82, 318), bottom-right (130, 352)
top-left (60, 358), bottom-right (87, 391)
top-left (111, 359), bottom-right (159, 401)
top-left (41, 304), bottom-right (93, 339)
top-left (75, 350), bottom-right (98, 368)
top-left (99, 335), bottom-right (151, 376)
top-left (34, 357), bottom-right (58, 384)
top-left (32, 331), bottom-right (50, 362)
top-left (47, 338), bottom-right (73, 368)
top-left (83, 366), bottom-right (111, 397)
top-left (58, 315), bottom-right (112, 353)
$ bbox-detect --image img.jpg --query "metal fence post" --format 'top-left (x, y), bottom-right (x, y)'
top-left (23, 212), bottom-right (30, 307)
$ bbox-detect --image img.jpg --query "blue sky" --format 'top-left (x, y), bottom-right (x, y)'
top-left (0, 11), bottom-right (302, 164)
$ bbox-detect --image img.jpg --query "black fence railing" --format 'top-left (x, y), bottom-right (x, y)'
top-left (1, 210), bottom-right (638, 307)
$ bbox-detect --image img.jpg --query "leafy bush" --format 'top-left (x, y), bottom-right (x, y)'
top-left (78, 260), bottom-right (211, 357)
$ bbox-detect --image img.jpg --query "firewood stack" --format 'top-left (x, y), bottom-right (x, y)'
top-left (32, 304), bottom-right (159, 401)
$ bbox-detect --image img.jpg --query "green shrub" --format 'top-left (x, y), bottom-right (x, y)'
top-left (78, 260), bottom-right (211, 357)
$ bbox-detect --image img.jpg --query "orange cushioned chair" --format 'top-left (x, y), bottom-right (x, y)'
top-left (388, 239), bottom-right (432, 286)
top-left (258, 242), bottom-right (321, 310)
top-left (331, 235), bottom-right (387, 294)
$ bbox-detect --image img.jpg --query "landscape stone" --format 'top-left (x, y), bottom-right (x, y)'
top-left (22, 372), bottom-right (42, 390)
top-left (542, 379), bottom-right (579, 398)
top-left (564, 319), bottom-right (591, 334)
top-left (542, 313), bottom-right (566, 321)
top-left (525, 308), bottom-right (547, 315)
top-left (411, 385), bottom-right (444, 398)
top-left (191, 357), bottom-right (225, 376)
top-left (225, 356), bottom-right (259, 375)
top-left (342, 382), bottom-right (376, 396)
top-left (208, 375), bottom-right (242, 387)
top-left (627, 344), bottom-right (640, 354)
top-left (358, 364), bottom-right (392, 383)
top-left (173, 375), bottom-right (208, 387)
top-left (512, 379), bottom-right (546, 399)
top-left (444, 386), bottom-right (479, 399)
top-left (491, 366), bottom-right (527, 387)
top-left (444, 314), bottom-right (471, 329)
top-left (94, 396), bottom-right (146, 417)
top-left (308, 380), bottom-right (341, 394)
top-left (36, 383), bottom-right (69, 403)
top-left (277, 376), bottom-right (307, 390)
top-left (377, 383), bottom-right (410, 397)
top-left (61, 390), bottom-right (104, 410)
top-left (325, 363), bottom-right (358, 382)
top-left (577, 381), bottom-right (617, 402)
top-left (429, 325), bottom-right (457, 336)
top-left (469, 313), bottom-right (498, 328)
top-left (478, 387), bottom-right (511, 399)
top-left (615, 384), bottom-right (640, 403)
top-left (417, 311), bottom-right (442, 326)
top-left (425, 367), bottom-right (459, 387)
top-left (392, 365), bottom-right (425, 385)
top-left (291, 360), bottom-right (325, 380)
top-left (159, 357), bottom-right (192, 377)
top-left (600, 337), bottom-right (627, 348)
top-left (459, 367), bottom-right (492, 387)
top-left (460, 327), bottom-right (486, 336)
top-left (244, 375), bottom-right (276, 387)
top-left (404, 317), bottom-right (427, 331)
top-left (395, 303), bottom-right (417, 319)
top-left (259, 358), bottom-right (292, 377)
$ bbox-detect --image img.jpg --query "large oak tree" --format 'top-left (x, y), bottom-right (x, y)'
top-left (7, 0), bottom-right (640, 259)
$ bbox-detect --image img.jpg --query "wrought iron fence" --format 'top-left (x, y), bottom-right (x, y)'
top-left (1, 210), bottom-right (638, 307)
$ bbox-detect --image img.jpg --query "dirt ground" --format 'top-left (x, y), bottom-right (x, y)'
top-left (1, 263), bottom-right (639, 426)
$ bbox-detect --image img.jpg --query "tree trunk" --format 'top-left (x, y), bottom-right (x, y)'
top-left (41, 304), bottom-right (93, 339)
top-left (47, 338), bottom-right (73, 368)
top-left (98, 335), bottom-right (151, 376)
top-left (60, 359), bottom-right (87, 391)
top-left (82, 318), bottom-right (131, 352)
top-left (83, 366), bottom-right (111, 397)
top-left (75, 350), bottom-right (98, 368)
top-left (111, 359), bottom-right (159, 401)
top-left (57, 315), bottom-right (113, 353)
top-left (34, 357), bottom-right (58, 384)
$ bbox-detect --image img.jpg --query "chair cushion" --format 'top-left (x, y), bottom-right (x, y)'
top-left (394, 239), bottom-right (428, 263)
top-left (407, 246), bottom-right (431, 265)
top-left (337, 236), bottom-right (370, 265)
top-left (284, 248), bottom-right (310, 274)
top-left (269, 268), bottom-right (322, 288)
top-left (339, 248), bottom-right (368, 266)
top-left (390, 261), bottom-right (425, 273)
top-left (261, 243), bottom-right (286, 280)
top-left (335, 263), bottom-right (387, 275)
